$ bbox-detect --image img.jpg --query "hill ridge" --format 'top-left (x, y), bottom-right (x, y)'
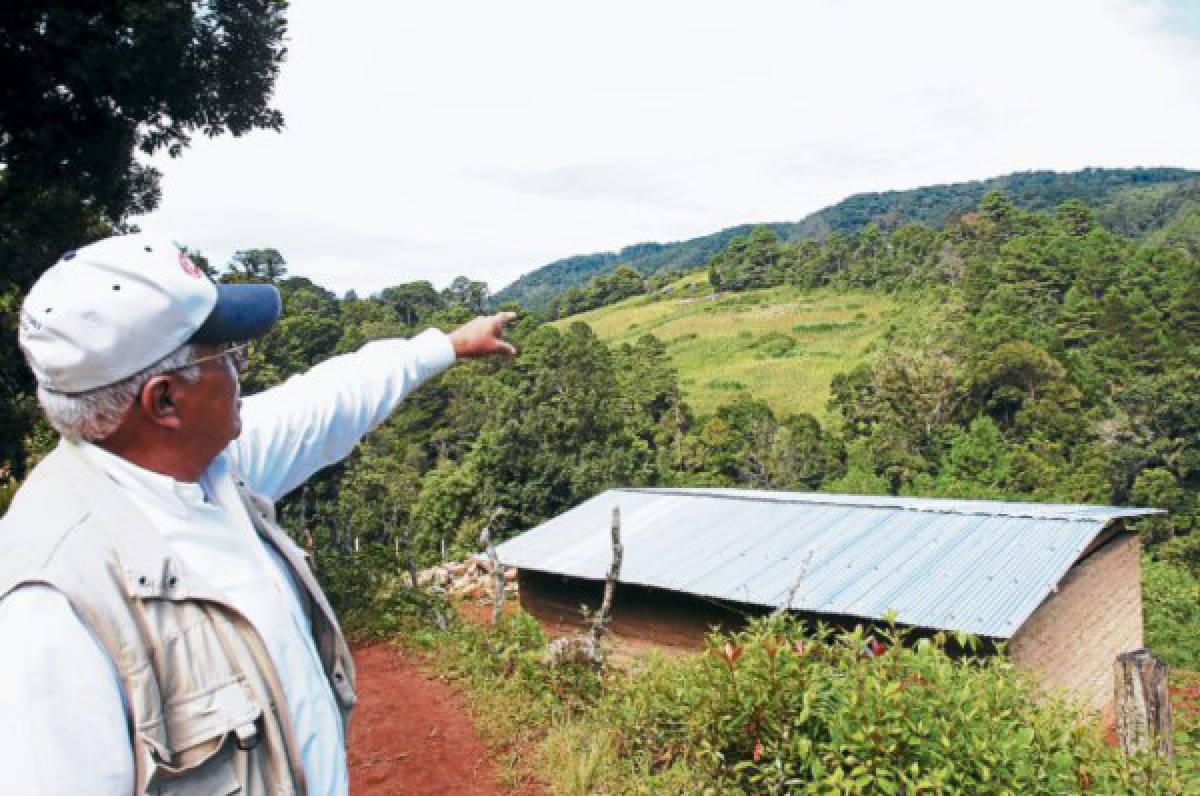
top-left (493, 166), bottom-right (1199, 311)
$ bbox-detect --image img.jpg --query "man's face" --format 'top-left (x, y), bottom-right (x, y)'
top-left (176, 345), bottom-right (244, 459)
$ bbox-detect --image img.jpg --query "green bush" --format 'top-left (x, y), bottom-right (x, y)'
top-left (603, 618), bottom-right (1165, 793)
top-left (752, 333), bottom-right (798, 359)
top-left (792, 321), bottom-right (864, 334)
top-left (1143, 557), bottom-right (1200, 669)
top-left (437, 612), bottom-right (609, 727)
top-left (314, 542), bottom-right (447, 641)
top-left (1159, 534), bottom-right (1200, 578)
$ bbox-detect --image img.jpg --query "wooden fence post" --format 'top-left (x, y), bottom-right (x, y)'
top-left (479, 509), bottom-right (506, 628)
top-left (400, 515), bottom-right (419, 589)
top-left (591, 506), bottom-right (623, 644)
top-left (1115, 648), bottom-right (1173, 762)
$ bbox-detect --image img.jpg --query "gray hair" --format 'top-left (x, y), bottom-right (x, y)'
top-left (37, 344), bottom-right (202, 441)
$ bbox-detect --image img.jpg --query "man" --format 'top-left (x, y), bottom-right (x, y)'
top-left (0, 233), bottom-right (516, 794)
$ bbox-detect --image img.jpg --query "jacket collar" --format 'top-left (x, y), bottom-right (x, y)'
top-left (55, 439), bottom-right (229, 604)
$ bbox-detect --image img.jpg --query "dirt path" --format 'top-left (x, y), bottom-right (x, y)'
top-left (347, 643), bottom-right (523, 795)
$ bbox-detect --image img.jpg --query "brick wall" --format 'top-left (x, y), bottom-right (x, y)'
top-left (1008, 533), bottom-right (1142, 722)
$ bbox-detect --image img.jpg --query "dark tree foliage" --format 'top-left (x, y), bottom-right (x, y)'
top-left (442, 276), bottom-right (489, 314)
top-left (708, 227), bottom-right (795, 291)
top-left (811, 193), bottom-right (1200, 539)
top-left (229, 248), bottom-right (289, 283)
top-left (0, 0), bottom-right (288, 285)
top-left (549, 266), bottom-right (646, 317)
top-left (0, 0), bottom-right (289, 476)
top-left (378, 281), bottom-right (447, 328)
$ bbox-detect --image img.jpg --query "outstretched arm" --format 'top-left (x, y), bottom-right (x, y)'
top-left (231, 313), bottom-right (517, 500)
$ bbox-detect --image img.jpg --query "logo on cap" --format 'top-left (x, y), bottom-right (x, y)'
top-left (19, 309), bottom-right (42, 332)
top-left (178, 249), bottom-right (202, 278)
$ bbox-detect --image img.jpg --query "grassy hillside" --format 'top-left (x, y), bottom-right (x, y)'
top-left (496, 168), bottom-right (1198, 311)
top-left (556, 273), bottom-right (912, 420)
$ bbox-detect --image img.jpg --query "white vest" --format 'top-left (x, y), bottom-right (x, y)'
top-left (0, 441), bottom-right (356, 795)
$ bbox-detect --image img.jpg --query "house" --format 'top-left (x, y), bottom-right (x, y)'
top-left (494, 488), bottom-right (1161, 720)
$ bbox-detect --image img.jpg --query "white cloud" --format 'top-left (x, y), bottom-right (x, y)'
top-left (135, 0), bottom-right (1200, 297)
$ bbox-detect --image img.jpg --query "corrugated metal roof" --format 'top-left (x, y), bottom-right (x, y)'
top-left (494, 489), bottom-right (1163, 639)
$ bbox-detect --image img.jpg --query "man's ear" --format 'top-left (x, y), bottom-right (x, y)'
top-left (138, 375), bottom-right (183, 430)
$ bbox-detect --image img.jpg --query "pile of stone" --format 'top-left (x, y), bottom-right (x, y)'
top-left (418, 556), bottom-right (518, 602)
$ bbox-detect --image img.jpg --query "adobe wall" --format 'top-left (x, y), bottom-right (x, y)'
top-left (1007, 533), bottom-right (1142, 723)
top-left (517, 569), bottom-right (751, 651)
top-left (517, 571), bottom-right (995, 655)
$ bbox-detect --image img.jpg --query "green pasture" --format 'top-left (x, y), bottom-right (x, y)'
top-left (555, 277), bottom-right (901, 420)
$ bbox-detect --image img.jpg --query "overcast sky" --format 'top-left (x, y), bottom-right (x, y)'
top-left (133, 0), bottom-right (1200, 297)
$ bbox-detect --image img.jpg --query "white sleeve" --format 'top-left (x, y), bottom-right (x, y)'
top-left (0, 585), bottom-right (134, 796)
top-left (230, 330), bottom-right (457, 500)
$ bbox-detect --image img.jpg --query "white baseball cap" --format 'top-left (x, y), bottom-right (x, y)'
top-left (19, 233), bottom-right (281, 393)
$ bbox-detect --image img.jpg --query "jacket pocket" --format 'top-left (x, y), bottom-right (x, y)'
top-left (141, 677), bottom-right (262, 795)
top-left (150, 743), bottom-right (241, 795)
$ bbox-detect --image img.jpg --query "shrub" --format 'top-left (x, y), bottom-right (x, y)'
top-left (752, 333), bottom-right (798, 359)
top-left (1172, 670), bottom-right (1200, 785)
top-left (792, 321), bottom-right (864, 334)
top-left (1159, 534), bottom-right (1200, 578)
top-left (1143, 557), bottom-right (1200, 669)
top-left (440, 612), bottom-right (608, 722)
top-left (601, 618), bottom-right (1174, 793)
top-left (316, 543), bottom-right (449, 641)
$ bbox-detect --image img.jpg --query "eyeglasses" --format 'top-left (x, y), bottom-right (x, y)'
top-left (184, 342), bottom-right (250, 374)
top-left (129, 343), bottom-right (250, 410)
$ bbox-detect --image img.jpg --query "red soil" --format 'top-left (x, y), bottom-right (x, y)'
top-left (1175, 683), bottom-right (1200, 718)
top-left (347, 642), bottom-right (521, 795)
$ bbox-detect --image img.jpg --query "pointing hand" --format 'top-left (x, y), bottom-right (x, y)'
top-left (448, 312), bottom-right (518, 359)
